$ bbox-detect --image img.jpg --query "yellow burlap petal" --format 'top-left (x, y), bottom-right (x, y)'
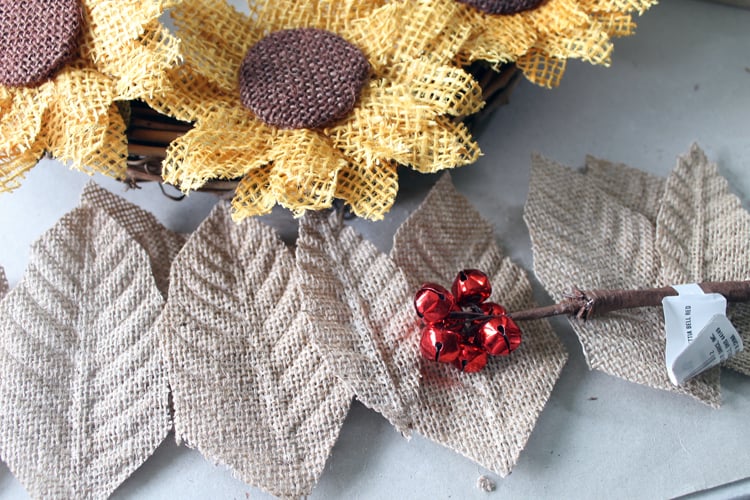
top-left (46, 102), bottom-right (127, 180)
top-left (81, 0), bottom-right (180, 100)
top-left (254, 0), bottom-right (387, 34)
top-left (266, 129), bottom-right (347, 216)
top-left (0, 84), bottom-right (53, 159)
top-left (232, 131), bottom-right (350, 220)
top-left (522, 0), bottom-right (590, 36)
top-left (348, 0), bottom-right (472, 67)
top-left (515, 50), bottom-right (568, 88)
top-left (163, 117), bottom-right (276, 192)
top-left (463, 0), bottom-right (607, 70)
top-left (112, 21), bottom-right (182, 100)
top-left (335, 158), bottom-right (399, 221)
top-left (49, 65), bottom-right (114, 122)
top-left (455, 8), bottom-right (537, 67)
top-left (38, 66), bottom-right (125, 179)
top-left (0, 142), bottom-right (46, 192)
top-left (172, 0), bottom-right (257, 94)
top-left (328, 82), bottom-right (479, 174)
top-left (232, 165), bottom-right (276, 220)
top-left (578, 0), bottom-right (657, 15)
top-left (146, 65), bottom-right (241, 124)
top-left (538, 21), bottom-right (613, 65)
top-left (590, 12), bottom-right (637, 37)
top-left (383, 60), bottom-right (484, 117)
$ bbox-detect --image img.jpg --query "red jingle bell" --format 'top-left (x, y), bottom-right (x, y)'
top-left (452, 343), bottom-right (488, 373)
top-left (452, 269), bottom-right (492, 306)
top-left (480, 301), bottom-right (506, 316)
top-left (420, 324), bottom-right (461, 363)
top-left (414, 283), bottom-right (456, 324)
top-left (472, 301), bottom-right (507, 327)
top-left (477, 315), bottom-right (522, 356)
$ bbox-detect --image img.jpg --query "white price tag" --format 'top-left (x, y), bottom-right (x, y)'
top-left (663, 284), bottom-right (743, 386)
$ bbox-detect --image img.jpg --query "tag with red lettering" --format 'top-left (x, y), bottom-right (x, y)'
top-left (663, 284), bottom-right (743, 386)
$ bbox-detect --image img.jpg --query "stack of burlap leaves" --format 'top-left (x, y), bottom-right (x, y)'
top-left (525, 144), bottom-right (750, 407)
top-left (0, 175), bottom-right (566, 498)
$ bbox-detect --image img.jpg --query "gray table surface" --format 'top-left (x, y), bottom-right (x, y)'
top-left (1, 1), bottom-right (749, 498)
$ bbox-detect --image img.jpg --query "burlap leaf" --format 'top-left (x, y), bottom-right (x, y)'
top-left (0, 206), bottom-right (170, 498)
top-left (584, 155), bottom-right (665, 224)
top-left (159, 203), bottom-right (352, 499)
top-left (79, 182), bottom-right (186, 298)
top-left (296, 211), bottom-right (420, 434)
top-left (391, 173), bottom-right (567, 477)
top-left (0, 266), bottom-right (7, 298)
top-left (524, 154), bottom-right (721, 406)
top-left (655, 145), bottom-right (750, 375)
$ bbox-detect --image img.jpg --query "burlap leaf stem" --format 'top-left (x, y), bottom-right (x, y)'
top-left (296, 211), bottom-right (420, 434)
top-left (506, 281), bottom-right (750, 321)
top-left (158, 203), bottom-right (352, 499)
top-left (0, 206), bottom-right (170, 499)
top-left (391, 173), bottom-right (567, 477)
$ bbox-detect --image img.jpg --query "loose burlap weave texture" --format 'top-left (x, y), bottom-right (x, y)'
top-left (357, 0), bottom-right (656, 88)
top-left (158, 203), bottom-right (353, 499)
top-left (0, 175), bottom-right (569, 495)
top-left (147, 0), bottom-right (482, 221)
top-left (525, 144), bottom-right (750, 407)
top-left (79, 182), bottom-right (187, 298)
top-left (296, 211), bottom-right (421, 434)
top-left (0, 205), bottom-right (171, 498)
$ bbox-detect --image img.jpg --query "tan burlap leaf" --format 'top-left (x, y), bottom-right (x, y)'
top-left (0, 206), bottom-right (170, 498)
top-left (391, 173), bottom-right (567, 476)
top-left (296, 211), bottom-right (420, 434)
top-left (160, 203), bottom-right (352, 499)
top-left (79, 182), bottom-right (186, 298)
top-left (524, 154), bottom-right (721, 406)
top-left (655, 144), bottom-right (750, 375)
top-left (0, 266), bottom-right (6, 298)
top-left (585, 155), bottom-right (665, 224)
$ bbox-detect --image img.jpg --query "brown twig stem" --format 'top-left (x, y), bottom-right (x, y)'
top-left (506, 281), bottom-right (750, 322)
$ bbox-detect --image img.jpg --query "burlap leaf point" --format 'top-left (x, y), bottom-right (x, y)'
top-left (159, 202), bottom-right (352, 498)
top-left (392, 172), bottom-right (568, 476)
top-left (0, 205), bottom-right (171, 498)
top-left (79, 181), bottom-right (187, 298)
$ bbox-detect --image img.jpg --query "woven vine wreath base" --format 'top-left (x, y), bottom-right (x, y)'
top-left (124, 64), bottom-right (521, 197)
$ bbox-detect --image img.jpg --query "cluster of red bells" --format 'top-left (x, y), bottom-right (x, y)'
top-left (414, 269), bottom-right (522, 372)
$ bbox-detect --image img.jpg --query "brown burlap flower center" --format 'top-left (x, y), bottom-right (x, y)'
top-left (239, 28), bottom-right (370, 130)
top-left (454, 0), bottom-right (546, 15)
top-left (0, 0), bottom-right (82, 87)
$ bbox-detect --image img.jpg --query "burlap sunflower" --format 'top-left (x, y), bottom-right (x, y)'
top-left (0, 0), bottom-right (181, 191)
top-left (363, 0), bottom-right (657, 88)
top-left (146, 0), bottom-right (484, 221)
